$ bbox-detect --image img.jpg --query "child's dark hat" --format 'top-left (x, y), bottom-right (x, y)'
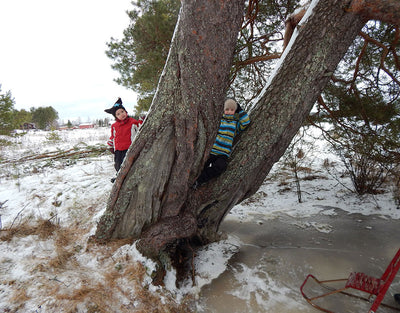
top-left (105, 98), bottom-right (127, 117)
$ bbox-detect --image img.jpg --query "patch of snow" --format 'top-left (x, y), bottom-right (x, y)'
top-left (0, 125), bottom-right (398, 312)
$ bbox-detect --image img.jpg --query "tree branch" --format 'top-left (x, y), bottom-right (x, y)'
top-left (348, 0), bottom-right (400, 25)
top-left (235, 53), bottom-right (281, 67)
top-left (359, 31), bottom-right (400, 86)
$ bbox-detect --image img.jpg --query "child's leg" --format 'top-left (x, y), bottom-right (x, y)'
top-left (197, 155), bottom-right (227, 184)
top-left (212, 155), bottom-right (228, 176)
top-left (114, 150), bottom-right (128, 171)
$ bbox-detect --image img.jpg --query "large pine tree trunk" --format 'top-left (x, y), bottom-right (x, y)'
top-left (94, 0), bottom-right (246, 251)
top-left (94, 0), bottom-right (397, 259)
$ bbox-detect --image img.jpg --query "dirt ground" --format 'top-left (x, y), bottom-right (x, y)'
top-left (197, 207), bottom-right (400, 313)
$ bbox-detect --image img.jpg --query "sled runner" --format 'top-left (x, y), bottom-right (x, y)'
top-left (300, 248), bottom-right (400, 313)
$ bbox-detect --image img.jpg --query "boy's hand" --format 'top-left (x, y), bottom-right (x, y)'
top-left (235, 103), bottom-right (242, 113)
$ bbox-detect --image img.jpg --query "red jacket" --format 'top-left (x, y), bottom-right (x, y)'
top-left (107, 117), bottom-right (142, 151)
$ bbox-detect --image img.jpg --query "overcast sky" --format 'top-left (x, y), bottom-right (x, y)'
top-left (0, 0), bottom-right (138, 123)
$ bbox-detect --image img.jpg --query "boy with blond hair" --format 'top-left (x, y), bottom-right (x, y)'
top-left (193, 98), bottom-right (250, 189)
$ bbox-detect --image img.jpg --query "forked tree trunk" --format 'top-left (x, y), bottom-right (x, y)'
top-left (95, 0), bottom-right (246, 251)
top-left (94, 0), bottom-right (398, 259)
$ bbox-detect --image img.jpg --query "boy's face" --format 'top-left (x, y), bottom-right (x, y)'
top-left (224, 107), bottom-right (235, 115)
top-left (115, 108), bottom-right (127, 120)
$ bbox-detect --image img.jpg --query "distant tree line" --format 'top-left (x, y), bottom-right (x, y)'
top-left (64, 118), bottom-right (112, 128)
top-left (0, 85), bottom-right (59, 134)
top-left (0, 86), bottom-right (116, 134)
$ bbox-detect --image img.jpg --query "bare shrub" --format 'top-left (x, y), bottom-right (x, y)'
top-left (326, 129), bottom-right (399, 195)
top-left (390, 172), bottom-right (400, 209)
top-left (280, 127), bottom-right (317, 203)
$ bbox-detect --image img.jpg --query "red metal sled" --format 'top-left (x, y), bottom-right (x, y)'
top-left (300, 248), bottom-right (400, 313)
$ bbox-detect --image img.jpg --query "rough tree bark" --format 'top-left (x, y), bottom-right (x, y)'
top-left (94, 0), bottom-right (246, 248)
top-left (94, 0), bottom-right (400, 262)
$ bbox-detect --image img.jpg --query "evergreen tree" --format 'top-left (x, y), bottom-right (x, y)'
top-left (106, 0), bottom-right (302, 111)
top-left (106, 0), bottom-right (180, 112)
top-left (0, 85), bottom-right (18, 134)
top-left (31, 106), bottom-right (59, 130)
top-left (14, 109), bottom-right (32, 129)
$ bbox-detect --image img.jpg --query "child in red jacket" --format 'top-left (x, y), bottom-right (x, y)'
top-left (105, 98), bottom-right (142, 178)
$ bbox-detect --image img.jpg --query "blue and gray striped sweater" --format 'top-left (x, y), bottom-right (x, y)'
top-left (210, 110), bottom-right (250, 157)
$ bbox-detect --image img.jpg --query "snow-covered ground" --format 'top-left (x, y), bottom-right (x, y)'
top-left (0, 127), bottom-right (399, 312)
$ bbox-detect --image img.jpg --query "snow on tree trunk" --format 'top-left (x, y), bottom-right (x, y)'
top-left (94, 0), bottom-right (385, 258)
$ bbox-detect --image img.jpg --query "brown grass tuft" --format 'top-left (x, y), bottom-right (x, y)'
top-left (36, 219), bottom-right (58, 239)
top-left (46, 225), bottom-right (78, 269)
top-left (0, 218), bottom-right (59, 242)
top-left (0, 224), bottom-right (35, 241)
top-left (56, 284), bottom-right (113, 313)
top-left (124, 263), bottom-right (146, 282)
top-left (10, 287), bottom-right (30, 303)
top-left (103, 270), bottom-right (120, 288)
top-left (55, 227), bottom-right (75, 247)
top-left (48, 248), bottom-right (75, 269)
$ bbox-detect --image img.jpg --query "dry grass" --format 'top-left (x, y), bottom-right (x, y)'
top-left (51, 260), bottom-right (193, 313)
top-left (47, 226), bottom-right (79, 268)
top-left (56, 284), bottom-right (112, 312)
top-left (0, 216), bottom-right (84, 269)
top-left (1, 218), bottom-right (194, 312)
top-left (48, 248), bottom-right (75, 269)
top-left (0, 218), bottom-right (58, 242)
top-left (77, 255), bottom-right (192, 312)
top-left (6, 287), bottom-right (31, 313)
top-left (36, 219), bottom-right (58, 238)
top-left (10, 287), bottom-right (30, 303)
